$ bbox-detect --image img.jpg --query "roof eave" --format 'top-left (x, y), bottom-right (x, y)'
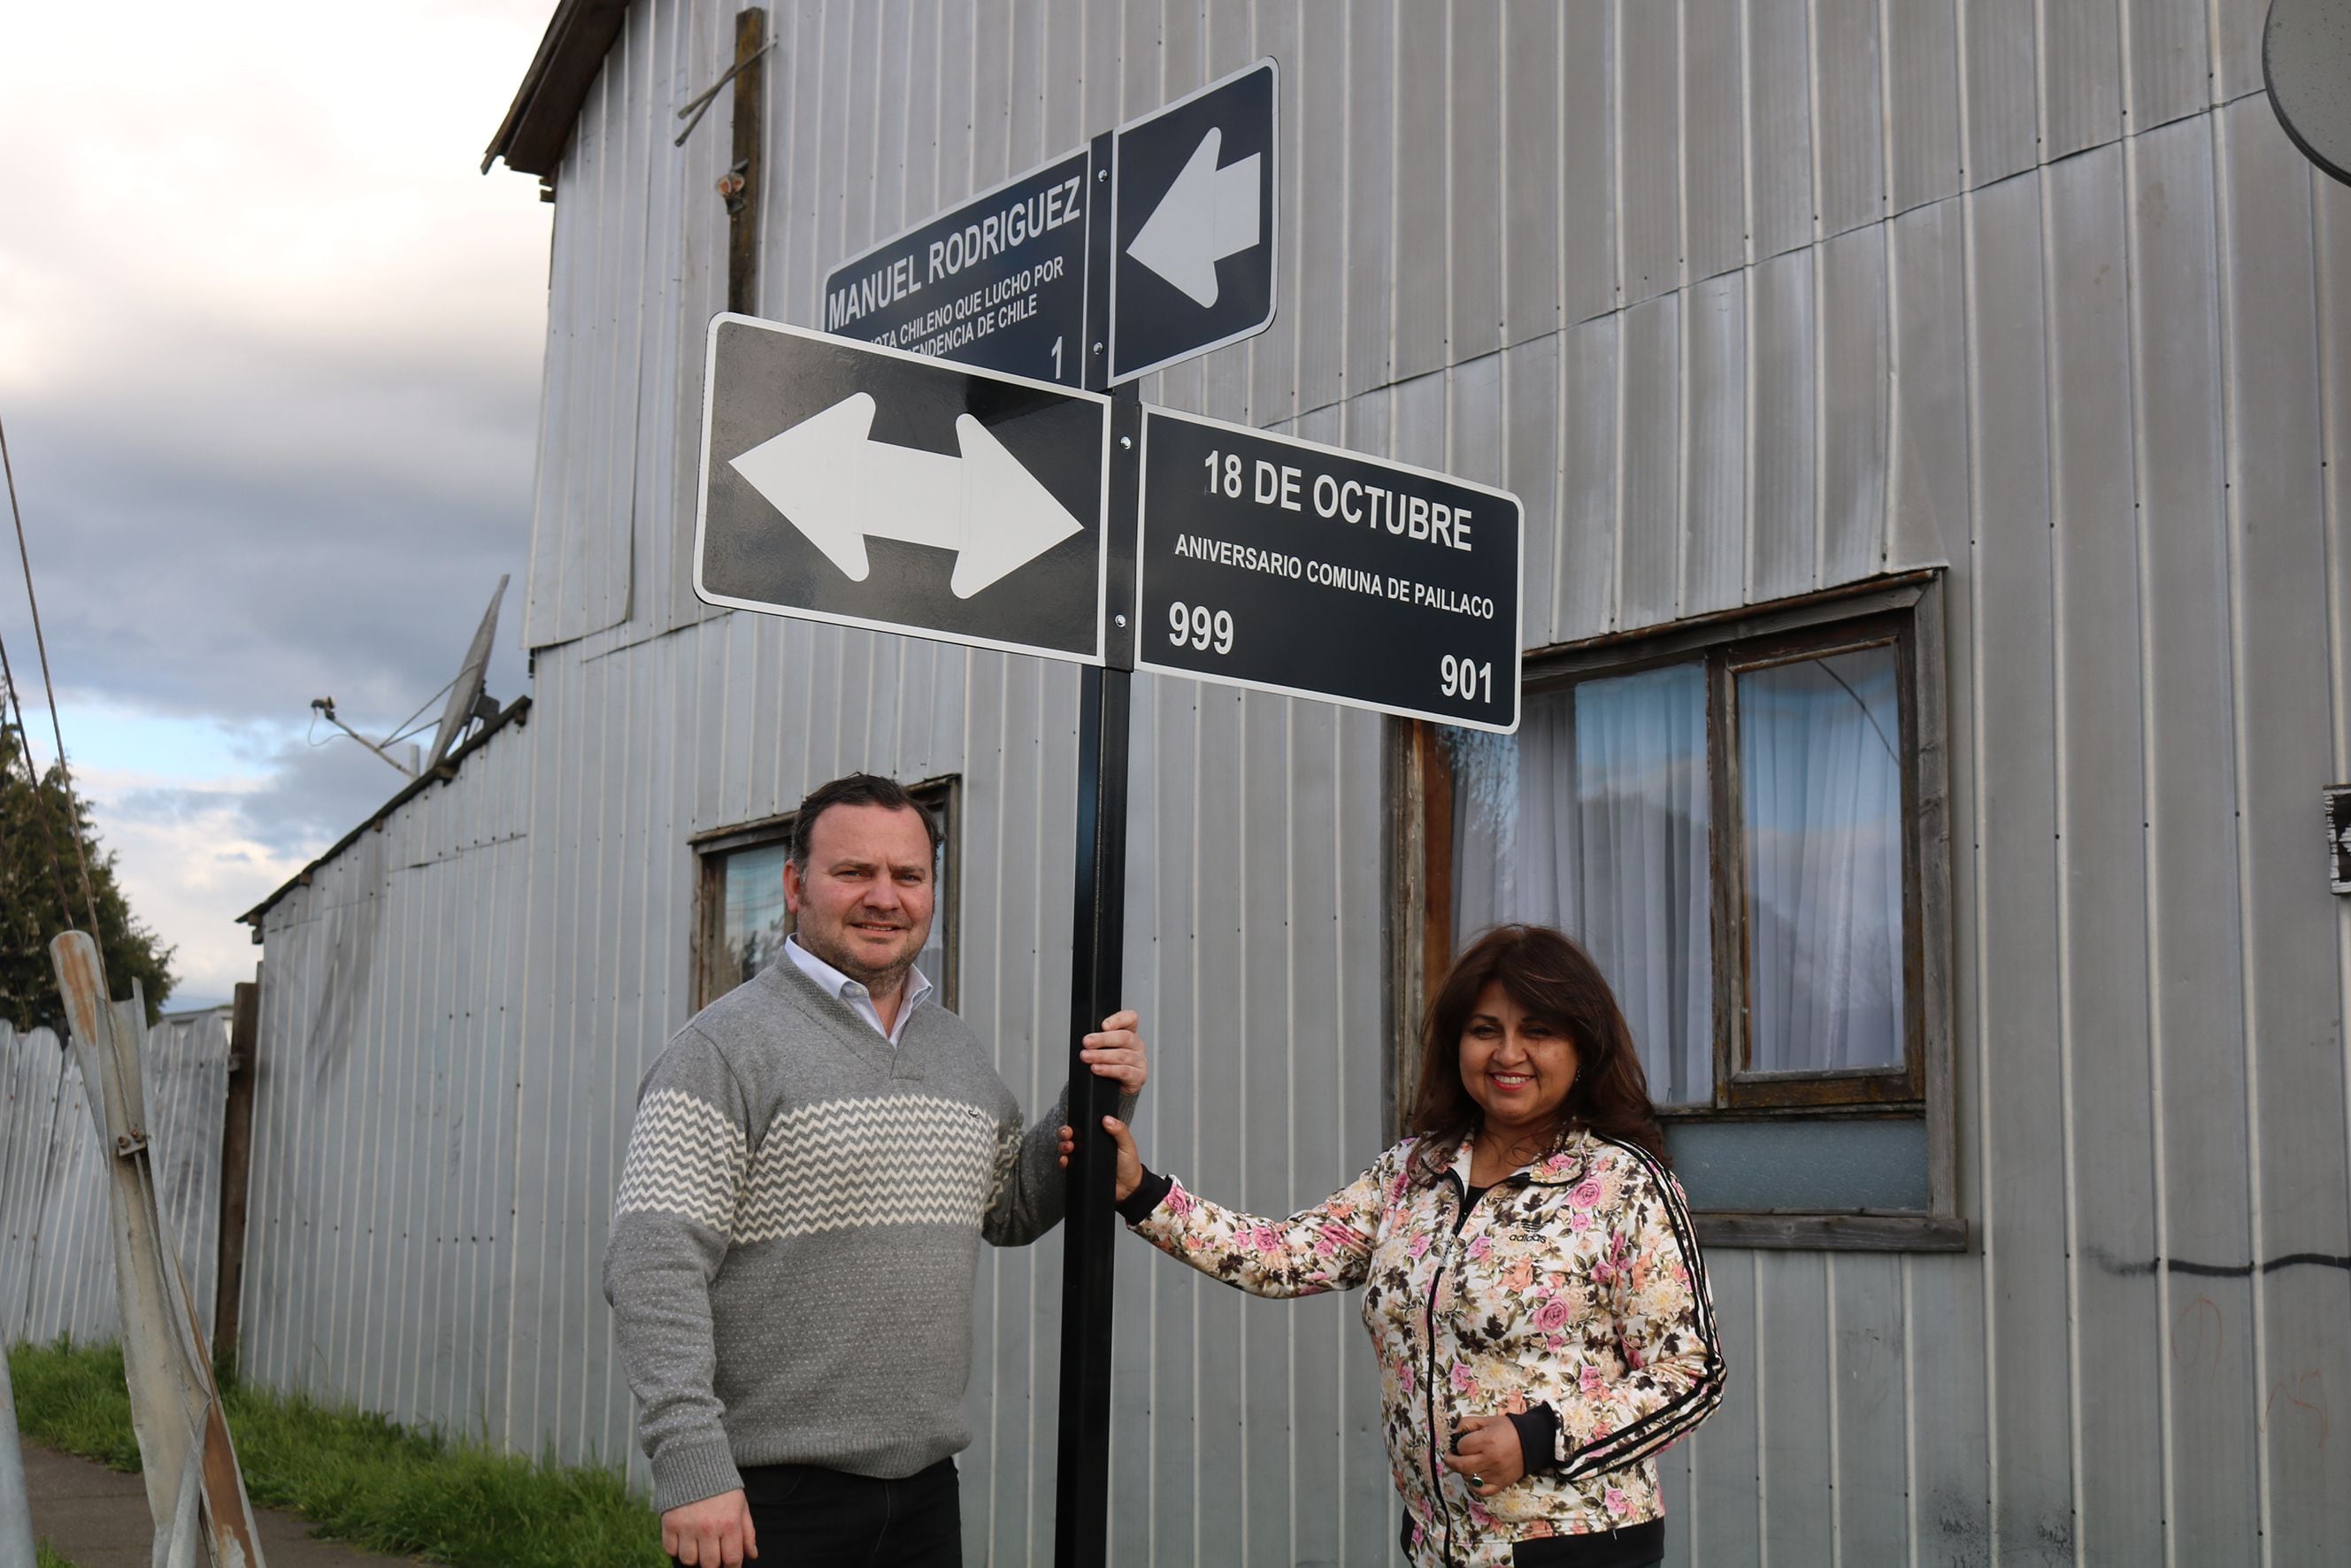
top-left (481, 0), bottom-right (632, 178)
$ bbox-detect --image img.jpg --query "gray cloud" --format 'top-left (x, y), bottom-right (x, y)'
top-left (108, 732), bottom-right (424, 863)
top-left (5, 333), bottom-right (536, 739)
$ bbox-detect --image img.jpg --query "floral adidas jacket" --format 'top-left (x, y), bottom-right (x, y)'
top-left (1126, 1127), bottom-right (1725, 1568)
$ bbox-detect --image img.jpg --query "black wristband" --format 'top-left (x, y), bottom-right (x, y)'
top-left (1115, 1169), bottom-right (1174, 1224)
top-left (1509, 1403), bottom-right (1562, 1474)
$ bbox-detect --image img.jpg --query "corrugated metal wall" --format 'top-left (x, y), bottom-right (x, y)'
top-left (242, 708), bottom-right (534, 1439)
top-left (2, 1010), bottom-right (234, 1347)
top-left (234, 0), bottom-right (2351, 1563)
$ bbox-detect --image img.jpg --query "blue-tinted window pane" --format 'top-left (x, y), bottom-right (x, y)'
top-left (1666, 1116), bottom-right (1929, 1211)
top-left (1737, 645), bottom-right (1906, 1073)
top-left (721, 843), bottom-right (791, 993)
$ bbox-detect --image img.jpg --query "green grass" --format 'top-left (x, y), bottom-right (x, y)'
top-left (36, 1541), bottom-right (78, 1568)
top-left (8, 1339), bottom-right (666, 1568)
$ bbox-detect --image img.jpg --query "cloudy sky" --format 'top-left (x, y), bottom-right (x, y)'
top-left (2, 0), bottom-right (557, 1008)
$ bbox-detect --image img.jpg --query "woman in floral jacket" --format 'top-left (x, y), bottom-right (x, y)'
top-left (1103, 925), bottom-right (1725, 1568)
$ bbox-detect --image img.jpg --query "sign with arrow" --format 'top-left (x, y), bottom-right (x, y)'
top-left (823, 58), bottom-right (1278, 393)
top-left (1110, 59), bottom-right (1278, 384)
top-left (695, 315), bottom-right (1112, 664)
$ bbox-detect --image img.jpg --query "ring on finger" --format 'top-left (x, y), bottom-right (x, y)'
top-left (1471, 1472), bottom-right (1486, 1487)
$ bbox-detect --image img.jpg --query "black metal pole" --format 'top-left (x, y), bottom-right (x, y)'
top-left (1055, 206), bottom-right (1138, 1553)
top-left (1052, 654), bottom-right (1130, 1567)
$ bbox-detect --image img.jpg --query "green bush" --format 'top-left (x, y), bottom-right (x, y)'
top-left (7, 1339), bottom-right (665, 1568)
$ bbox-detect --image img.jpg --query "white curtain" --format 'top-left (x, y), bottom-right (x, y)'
top-left (1448, 664), bottom-right (1712, 1104)
top-left (1737, 647), bottom-right (1905, 1072)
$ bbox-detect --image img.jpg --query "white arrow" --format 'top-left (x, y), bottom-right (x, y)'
top-left (1126, 127), bottom-right (1262, 308)
top-left (727, 392), bottom-right (1085, 598)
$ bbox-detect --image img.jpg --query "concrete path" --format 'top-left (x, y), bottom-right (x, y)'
top-left (21, 1442), bottom-right (416, 1566)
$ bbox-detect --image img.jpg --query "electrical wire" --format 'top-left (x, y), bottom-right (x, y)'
top-left (0, 649), bottom-right (79, 932)
top-left (0, 410), bottom-right (99, 934)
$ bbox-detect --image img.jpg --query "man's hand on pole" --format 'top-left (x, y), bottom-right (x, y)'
top-left (1060, 1010), bottom-right (1148, 1173)
top-left (663, 1489), bottom-right (757, 1565)
top-left (1079, 1010), bottom-right (1148, 1093)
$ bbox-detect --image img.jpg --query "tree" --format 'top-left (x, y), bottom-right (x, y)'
top-left (0, 718), bottom-right (175, 1031)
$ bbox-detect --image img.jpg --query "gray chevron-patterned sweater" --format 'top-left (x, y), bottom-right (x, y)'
top-left (603, 956), bottom-right (1085, 1512)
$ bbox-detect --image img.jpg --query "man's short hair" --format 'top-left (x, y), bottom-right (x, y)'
top-left (791, 772), bottom-right (943, 872)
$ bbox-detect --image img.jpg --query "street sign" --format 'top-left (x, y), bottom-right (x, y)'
top-left (695, 314), bottom-right (1112, 664)
top-left (823, 147), bottom-right (1096, 387)
top-left (2329, 785), bottom-right (2351, 894)
top-left (1110, 59), bottom-right (1278, 384)
top-left (1135, 407), bottom-right (1522, 732)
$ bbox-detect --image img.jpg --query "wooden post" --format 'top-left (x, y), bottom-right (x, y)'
top-left (1, 1335), bottom-right (35, 1567)
top-left (211, 974), bottom-right (259, 1371)
top-left (725, 8), bottom-right (766, 315)
top-left (51, 934), bottom-right (265, 1565)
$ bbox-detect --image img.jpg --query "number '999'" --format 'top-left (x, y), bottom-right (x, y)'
top-left (1167, 602), bottom-right (1235, 654)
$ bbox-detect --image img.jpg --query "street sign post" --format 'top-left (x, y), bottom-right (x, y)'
top-left (1136, 407), bottom-right (1523, 733)
top-left (822, 147), bottom-right (1097, 387)
top-left (1108, 60), bottom-right (1278, 384)
top-left (694, 314), bottom-right (1112, 664)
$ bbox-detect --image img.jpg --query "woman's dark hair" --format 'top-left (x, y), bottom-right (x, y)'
top-left (1407, 924), bottom-right (1669, 1183)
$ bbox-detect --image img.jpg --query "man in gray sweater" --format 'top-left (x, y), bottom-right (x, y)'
top-left (604, 772), bottom-right (1147, 1567)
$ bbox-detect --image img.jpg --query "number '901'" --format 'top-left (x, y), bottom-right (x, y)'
top-left (1441, 656), bottom-right (1493, 703)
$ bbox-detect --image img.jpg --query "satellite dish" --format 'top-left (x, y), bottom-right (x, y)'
top-left (2266, 0), bottom-right (2351, 188)
top-left (426, 574), bottom-right (510, 768)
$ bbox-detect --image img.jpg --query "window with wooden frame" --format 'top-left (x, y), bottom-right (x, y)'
top-left (1402, 573), bottom-right (1961, 1249)
top-left (689, 777), bottom-right (959, 1013)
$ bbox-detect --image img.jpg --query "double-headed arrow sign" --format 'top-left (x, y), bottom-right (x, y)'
top-left (695, 318), bottom-right (1111, 664)
top-left (728, 392), bottom-right (1086, 599)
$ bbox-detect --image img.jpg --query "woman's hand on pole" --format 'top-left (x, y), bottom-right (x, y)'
top-left (1054, 1114), bottom-right (1143, 1203)
top-left (1100, 1115), bottom-right (1143, 1203)
top-left (1441, 1414), bottom-right (1526, 1498)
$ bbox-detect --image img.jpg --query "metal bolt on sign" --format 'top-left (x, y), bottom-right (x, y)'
top-left (50, 933), bottom-right (266, 1568)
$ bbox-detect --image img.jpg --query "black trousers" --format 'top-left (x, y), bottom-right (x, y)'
top-left (672, 1458), bottom-right (962, 1568)
top-left (1402, 1513), bottom-right (1664, 1566)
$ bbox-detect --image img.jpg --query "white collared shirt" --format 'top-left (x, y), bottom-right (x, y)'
top-left (784, 934), bottom-right (933, 1047)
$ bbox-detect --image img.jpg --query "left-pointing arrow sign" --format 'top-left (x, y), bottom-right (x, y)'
top-left (1125, 128), bottom-right (1262, 309)
top-left (729, 391), bottom-right (1087, 599)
